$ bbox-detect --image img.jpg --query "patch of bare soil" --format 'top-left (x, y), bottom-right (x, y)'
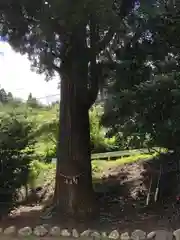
top-left (1, 160), bottom-right (180, 232)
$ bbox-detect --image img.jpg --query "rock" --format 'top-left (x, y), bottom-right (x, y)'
top-left (154, 230), bottom-right (173, 240)
top-left (3, 226), bottom-right (16, 235)
top-left (131, 229), bottom-right (146, 240)
top-left (120, 232), bottom-right (130, 240)
top-left (42, 224), bottom-right (51, 230)
top-left (81, 229), bottom-right (91, 237)
top-left (33, 225), bottom-right (48, 237)
top-left (109, 230), bottom-right (120, 239)
top-left (49, 226), bottom-right (61, 237)
top-left (102, 232), bottom-right (108, 238)
top-left (72, 229), bottom-right (79, 238)
top-left (174, 229), bottom-right (180, 240)
top-left (0, 228), bottom-right (3, 233)
top-left (18, 227), bottom-right (32, 237)
top-left (91, 231), bottom-right (101, 238)
top-left (147, 232), bottom-right (156, 239)
top-left (61, 229), bottom-right (71, 237)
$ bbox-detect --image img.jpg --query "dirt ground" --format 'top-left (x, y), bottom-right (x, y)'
top-left (0, 160), bottom-right (180, 233)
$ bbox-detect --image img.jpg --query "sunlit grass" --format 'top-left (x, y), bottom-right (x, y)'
top-left (93, 152), bottom-right (155, 167)
top-left (112, 152), bottom-right (158, 165)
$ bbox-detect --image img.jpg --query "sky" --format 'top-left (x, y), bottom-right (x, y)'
top-left (0, 40), bottom-right (60, 104)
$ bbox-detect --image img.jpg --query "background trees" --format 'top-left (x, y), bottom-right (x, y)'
top-left (27, 93), bottom-right (41, 108)
top-left (103, 1), bottom-right (180, 152)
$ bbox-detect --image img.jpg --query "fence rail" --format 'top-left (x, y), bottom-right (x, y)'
top-left (51, 147), bottom-right (162, 163)
top-left (91, 148), bottom-right (157, 160)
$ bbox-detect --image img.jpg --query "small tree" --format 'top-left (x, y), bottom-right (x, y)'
top-left (0, 88), bottom-right (8, 103)
top-left (27, 93), bottom-right (40, 108)
top-left (7, 92), bottom-right (13, 102)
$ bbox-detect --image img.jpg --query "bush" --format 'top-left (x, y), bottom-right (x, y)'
top-left (0, 113), bottom-right (36, 214)
top-left (43, 146), bottom-right (56, 163)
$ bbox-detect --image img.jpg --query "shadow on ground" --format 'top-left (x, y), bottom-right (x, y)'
top-left (1, 154), bottom-right (180, 232)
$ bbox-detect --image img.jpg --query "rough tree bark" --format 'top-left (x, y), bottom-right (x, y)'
top-left (53, 24), bottom-right (98, 219)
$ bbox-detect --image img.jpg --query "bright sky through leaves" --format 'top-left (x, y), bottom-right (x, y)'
top-left (0, 39), bottom-right (60, 104)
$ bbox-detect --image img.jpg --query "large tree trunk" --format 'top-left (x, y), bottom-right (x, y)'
top-left (54, 76), bottom-right (96, 219)
top-left (54, 27), bottom-right (98, 219)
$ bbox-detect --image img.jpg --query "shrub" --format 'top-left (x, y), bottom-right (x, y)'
top-left (0, 113), bottom-right (36, 214)
top-left (43, 145), bottom-right (56, 163)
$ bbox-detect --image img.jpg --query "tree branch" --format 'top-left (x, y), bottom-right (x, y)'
top-left (52, 63), bottom-right (60, 73)
top-left (96, 0), bottom-right (135, 53)
top-left (97, 27), bottom-right (115, 53)
top-left (87, 67), bottom-right (100, 109)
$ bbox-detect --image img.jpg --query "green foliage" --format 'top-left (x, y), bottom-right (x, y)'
top-left (0, 88), bottom-right (8, 103)
top-left (0, 88), bottom-right (119, 163)
top-left (0, 87), bottom-right (16, 105)
top-left (36, 118), bottom-right (58, 144)
top-left (28, 160), bottom-right (54, 189)
top-left (91, 162), bottom-right (102, 174)
top-left (32, 104), bottom-right (119, 157)
top-left (26, 93), bottom-right (41, 108)
top-left (43, 146), bottom-right (57, 163)
top-left (103, 3), bottom-right (180, 151)
top-left (0, 113), bottom-right (36, 213)
top-left (128, 73), bottom-right (180, 151)
top-left (0, 113), bottom-right (36, 150)
top-left (90, 106), bottom-right (119, 153)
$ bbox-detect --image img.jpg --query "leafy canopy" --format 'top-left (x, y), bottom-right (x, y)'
top-left (103, 1), bottom-right (180, 150)
top-left (0, 0), bottom-right (136, 79)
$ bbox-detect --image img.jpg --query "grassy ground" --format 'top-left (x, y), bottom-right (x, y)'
top-left (92, 152), bottom-right (157, 178)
